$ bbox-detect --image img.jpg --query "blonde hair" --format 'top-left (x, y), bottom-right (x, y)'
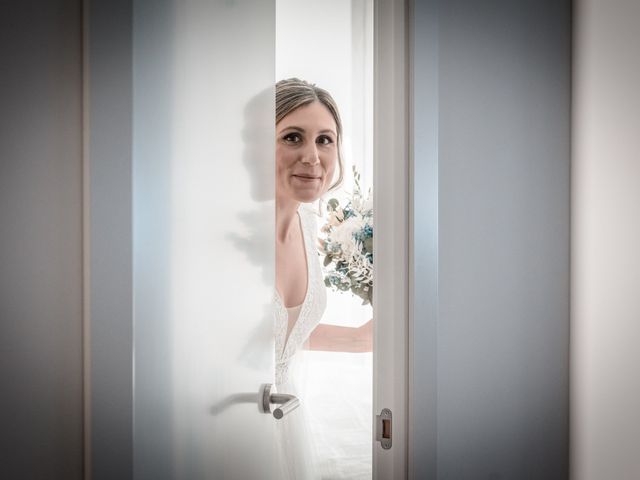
top-left (276, 78), bottom-right (344, 191)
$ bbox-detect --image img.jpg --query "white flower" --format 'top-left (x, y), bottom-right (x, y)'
top-left (330, 216), bottom-right (364, 257)
top-left (348, 248), bottom-right (372, 281)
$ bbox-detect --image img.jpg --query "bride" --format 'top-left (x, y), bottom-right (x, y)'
top-left (274, 78), bottom-right (373, 479)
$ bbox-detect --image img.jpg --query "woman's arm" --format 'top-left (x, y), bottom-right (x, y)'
top-left (306, 319), bottom-right (373, 353)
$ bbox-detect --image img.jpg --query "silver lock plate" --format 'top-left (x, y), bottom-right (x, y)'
top-left (376, 408), bottom-right (392, 450)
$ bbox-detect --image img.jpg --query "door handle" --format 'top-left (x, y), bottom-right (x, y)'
top-left (258, 383), bottom-right (300, 419)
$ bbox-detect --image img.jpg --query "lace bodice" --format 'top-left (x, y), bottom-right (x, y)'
top-left (274, 204), bottom-right (326, 386)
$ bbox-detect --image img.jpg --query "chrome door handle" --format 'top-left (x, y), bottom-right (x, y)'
top-left (258, 383), bottom-right (300, 419)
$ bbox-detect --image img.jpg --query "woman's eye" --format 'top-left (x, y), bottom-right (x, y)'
top-left (283, 133), bottom-right (301, 143)
top-left (317, 135), bottom-right (333, 145)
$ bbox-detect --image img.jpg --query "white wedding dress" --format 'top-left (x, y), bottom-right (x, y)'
top-left (274, 204), bottom-right (327, 480)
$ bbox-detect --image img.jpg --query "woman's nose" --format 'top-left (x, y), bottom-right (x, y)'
top-left (300, 144), bottom-right (320, 165)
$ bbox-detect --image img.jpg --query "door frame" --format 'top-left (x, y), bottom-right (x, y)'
top-left (373, 0), bottom-right (411, 478)
top-left (83, 0), bottom-right (134, 478)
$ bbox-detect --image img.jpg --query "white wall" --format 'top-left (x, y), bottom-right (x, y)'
top-left (572, 1), bottom-right (640, 478)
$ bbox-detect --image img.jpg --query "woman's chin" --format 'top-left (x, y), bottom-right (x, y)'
top-left (287, 184), bottom-right (323, 203)
top-left (277, 184), bottom-right (326, 204)
top-left (295, 192), bottom-right (321, 203)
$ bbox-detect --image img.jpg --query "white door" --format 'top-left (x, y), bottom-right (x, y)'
top-left (132, 1), bottom-right (278, 478)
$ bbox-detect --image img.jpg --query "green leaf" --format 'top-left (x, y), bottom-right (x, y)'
top-left (364, 237), bottom-right (373, 255)
top-left (323, 254), bottom-right (333, 267)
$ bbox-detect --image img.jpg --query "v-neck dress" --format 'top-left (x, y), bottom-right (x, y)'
top-left (274, 204), bottom-right (327, 387)
top-left (274, 204), bottom-right (327, 480)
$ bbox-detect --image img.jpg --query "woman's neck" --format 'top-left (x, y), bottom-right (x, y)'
top-left (276, 198), bottom-right (300, 243)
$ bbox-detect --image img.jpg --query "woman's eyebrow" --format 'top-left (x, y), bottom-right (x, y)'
top-left (318, 129), bottom-right (337, 136)
top-left (278, 126), bottom-right (337, 136)
top-left (278, 126), bottom-right (306, 134)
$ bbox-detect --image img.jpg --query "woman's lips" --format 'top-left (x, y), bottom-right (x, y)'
top-left (292, 175), bottom-right (321, 182)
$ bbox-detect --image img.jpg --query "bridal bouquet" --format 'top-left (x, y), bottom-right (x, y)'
top-left (319, 167), bottom-right (373, 305)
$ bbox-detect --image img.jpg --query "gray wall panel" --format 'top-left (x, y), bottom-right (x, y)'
top-left (0, 1), bottom-right (84, 478)
top-left (412, 1), bottom-right (571, 478)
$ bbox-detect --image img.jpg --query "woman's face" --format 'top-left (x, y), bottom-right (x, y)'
top-left (276, 101), bottom-right (338, 204)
